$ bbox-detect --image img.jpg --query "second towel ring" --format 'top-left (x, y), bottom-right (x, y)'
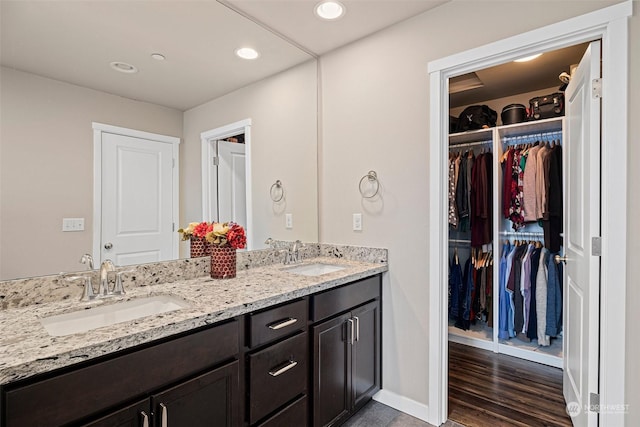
top-left (270, 180), bottom-right (284, 202)
top-left (359, 171), bottom-right (380, 198)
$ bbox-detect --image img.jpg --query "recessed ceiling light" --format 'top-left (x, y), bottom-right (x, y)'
top-left (236, 47), bottom-right (259, 60)
top-left (110, 61), bottom-right (138, 73)
top-left (315, 1), bottom-right (345, 20)
top-left (514, 53), bottom-right (543, 63)
top-left (151, 53), bottom-right (166, 61)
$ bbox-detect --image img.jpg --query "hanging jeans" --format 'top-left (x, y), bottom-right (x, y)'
top-left (546, 252), bottom-right (563, 337)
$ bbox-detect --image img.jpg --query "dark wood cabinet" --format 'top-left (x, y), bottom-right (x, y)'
top-left (1, 274), bottom-right (382, 427)
top-left (311, 277), bottom-right (381, 427)
top-left (151, 361), bottom-right (239, 427)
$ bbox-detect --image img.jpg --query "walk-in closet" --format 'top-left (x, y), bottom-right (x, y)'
top-left (446, 41), bottom-right (590, 372)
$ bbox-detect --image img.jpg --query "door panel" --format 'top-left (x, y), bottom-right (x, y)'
top-left (352, 301), bottom-right (380, 409)
top-left (218, 140), bottom-right (246, 226)
top-left (101, 133), bottom-right (174, 265)
top-left (563, 40), bottom-right (601, 427)
top-left (313, 312), bottom-right (351, 427)
top-left (151, 361), bottom-right (239, 427)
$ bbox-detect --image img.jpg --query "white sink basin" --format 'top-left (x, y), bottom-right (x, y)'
top-left (40, 295), bottom-right (191, 337)
top-left (284, 262), bottom-right (346, 276)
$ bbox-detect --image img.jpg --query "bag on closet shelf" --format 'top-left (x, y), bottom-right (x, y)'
top-left (455, 105), bottom-right (498, 132)
top-left (449, 115), bottom-right (459, 134)
top-left (528, 92), bottom-right (565, 120)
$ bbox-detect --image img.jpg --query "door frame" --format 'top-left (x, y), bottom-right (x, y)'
top-left (426, 2), bottom-right (631, 426)
top-left (200, 118), bottom-right (253, 249)
top-left (92, 122), bottom-right (180, 265)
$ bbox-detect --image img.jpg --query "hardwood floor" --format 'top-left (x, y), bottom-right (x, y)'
top-left (448, 342), bottom-right (573, 427)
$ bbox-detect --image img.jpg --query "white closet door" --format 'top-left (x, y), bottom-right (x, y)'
top-left (217, 140), bottom-right (247, 228)
top-left (562, 40), bottom-right (601, 427)
top-left (101, 133), bottom-right (175, 266)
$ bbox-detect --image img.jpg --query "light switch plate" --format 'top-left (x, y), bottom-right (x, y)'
top-left (285, 213), bottom-right (293, 229)
top-left (353, 213), bottom-right (362, 231)
top-left (62, 218), bottom-right (85, 232)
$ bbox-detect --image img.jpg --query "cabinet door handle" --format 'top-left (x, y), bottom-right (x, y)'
top-left (141, 411), bottom-right (149, 427)
top-left (268, 317), bottom-right (298, 330)
top-left (160, 403), bottom-right (168, 427)
top-left (268, 360), bottom-right (298, 377)
top-left (353, 316), bottom-right (360, 342)
top-left (348, 318), bottom-right (355, 345)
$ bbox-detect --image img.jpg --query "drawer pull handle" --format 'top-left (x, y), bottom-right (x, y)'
top-left (348, 318), bottom-right (355, 344)
top-left (141, 411), bottom-right (149, 427)
top-left (269, 360), bottom-right (298, 377)
top-left (268, 317), bottom-right (298, 330)
top-left (160, 403), bottom-right (168, 427)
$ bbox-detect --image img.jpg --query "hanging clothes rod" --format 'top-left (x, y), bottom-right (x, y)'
top-left (449, 238), bottom-right (472, 244)
top-left (449, 140), bottom-right (492, 149)
top-left (503, 131), bottom-right (562, 146)
top-left (499, 231), bottom-right (544, 238)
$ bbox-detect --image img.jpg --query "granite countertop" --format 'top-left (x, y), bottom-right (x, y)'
top-left (0, 256), bottom-right (387, 386)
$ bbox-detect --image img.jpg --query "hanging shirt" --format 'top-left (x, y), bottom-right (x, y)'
top-left (522, 144), bottom-right (542, 222)
top-left (448, 157), bottom-right (459, 228)
top-left (536, 248), bottom-right (551, 346)
top-left (498, 242), bottom-right (512, 340)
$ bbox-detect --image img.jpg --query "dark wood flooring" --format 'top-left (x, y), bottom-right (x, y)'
top-left (448, 342), bottom-right (573, 427)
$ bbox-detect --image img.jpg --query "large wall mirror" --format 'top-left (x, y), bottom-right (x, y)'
top-left (0, 1), bottom-right (318, 280)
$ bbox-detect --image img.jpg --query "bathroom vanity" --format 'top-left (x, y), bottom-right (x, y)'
top-left (0, 247), bottom-right (386, 427)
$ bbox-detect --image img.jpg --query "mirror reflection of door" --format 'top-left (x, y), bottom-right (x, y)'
top-left (94, 123), bottom-right (179, 266)
top-left (217, 138), bottom-right (247, 228)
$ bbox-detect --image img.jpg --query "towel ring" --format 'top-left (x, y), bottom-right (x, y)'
top-left (270, 180), bottom-right (284, 202)
top-left (359, 171), bottom-right (379, 198)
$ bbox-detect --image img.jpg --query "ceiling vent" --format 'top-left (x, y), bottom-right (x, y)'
top-left (449, 72), bottom-right (484, 94)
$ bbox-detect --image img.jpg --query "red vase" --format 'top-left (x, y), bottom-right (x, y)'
top-left (210, 246), bottom-right (237, 279)
top-left (190, 236), bottom-right (210, 258)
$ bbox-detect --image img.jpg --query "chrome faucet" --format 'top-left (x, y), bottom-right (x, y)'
top-left (99, 259), bottom-right (116, 296)
top-left (283, 240), bottom-right (304, 265)
top-left (80, 253), bottom-right (94, 270)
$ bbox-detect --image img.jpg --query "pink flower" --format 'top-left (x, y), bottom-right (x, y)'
top-left (192, 222), bottom-right (212, 238)
top-left (227, 223), bottom-right (247, 249)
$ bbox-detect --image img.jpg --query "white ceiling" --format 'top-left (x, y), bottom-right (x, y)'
top-left (1, 1), bottom-right (586, 112)
top-left (1, 0), bottom-right (447, 112)
top-left (223, 0), bottom-right (448, 56)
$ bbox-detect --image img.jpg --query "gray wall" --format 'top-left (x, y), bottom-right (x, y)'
top-left (318, 0), bottom-right (638, 423)
top-left (0, 67), bottom-right (183, 279)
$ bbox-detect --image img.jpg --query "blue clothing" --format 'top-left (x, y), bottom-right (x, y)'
top-left (449, 256), bottom-right (463, 318)
top-left (498, 243), bottom-right (511, 340)
top-left (505, 244), bottom-right (517, 338)
top-left (546, 252), bottom-right (563, 336)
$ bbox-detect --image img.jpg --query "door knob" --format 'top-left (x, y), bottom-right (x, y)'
top-left (554, 254), bottom-right (568, 264)
top-left (104, 242), bottom-right (113, 250)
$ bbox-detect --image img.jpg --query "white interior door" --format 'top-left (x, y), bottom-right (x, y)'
top-left (101, 132), bottom-right (175, 266)
top-left (563, 40), bottom-right (601, 427)
top-left (217, 140), bottom-right (247, 228)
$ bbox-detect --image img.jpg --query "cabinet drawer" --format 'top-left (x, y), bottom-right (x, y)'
top-left (4, 320), bottom-right (239, 427)
top-left (248, 332), bottom-right (308, 424)
top-left (311, 275), bottom-right (380, 322)
top-left (248, 299), bottom-right (307, 348)
top-left (256, 394), bottom-right (307, 427)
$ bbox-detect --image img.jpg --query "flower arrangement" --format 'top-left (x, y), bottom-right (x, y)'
top-left (178, 221), bottom-right (246, 249)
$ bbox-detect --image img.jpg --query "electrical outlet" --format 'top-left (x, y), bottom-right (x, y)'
top-left (285, 213), bottom-right (293, 229)
top-left (353, 213), bottom-right (362, 231)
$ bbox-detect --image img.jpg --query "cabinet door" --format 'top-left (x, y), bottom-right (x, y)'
top-left (151, 361), bottom-right (239, 427)
top-left (351, 300), bottom-right (381, 410)
top-left (82, 399), bottom-right (150, 427)
top-left (313, 312), bottom-right (352, 427)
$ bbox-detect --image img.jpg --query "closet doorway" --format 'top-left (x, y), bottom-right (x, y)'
top-left (427, 3), bottom-right (630, 427)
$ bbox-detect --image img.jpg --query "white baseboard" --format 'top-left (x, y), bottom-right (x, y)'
top-left (373, 389), bottom-right (429, 422)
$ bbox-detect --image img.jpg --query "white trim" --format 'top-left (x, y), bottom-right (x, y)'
top-left (373, 389), bottom-right (429, 423)
top-left (91, 122), bottom-right (180, 264)
top-left (427, 2), bottom-right (631, 425)
top-left (200, 118), bottom-right (254, 250)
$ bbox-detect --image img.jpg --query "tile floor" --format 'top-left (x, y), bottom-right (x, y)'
top-left (342, 400), bottom-right (465, 427)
